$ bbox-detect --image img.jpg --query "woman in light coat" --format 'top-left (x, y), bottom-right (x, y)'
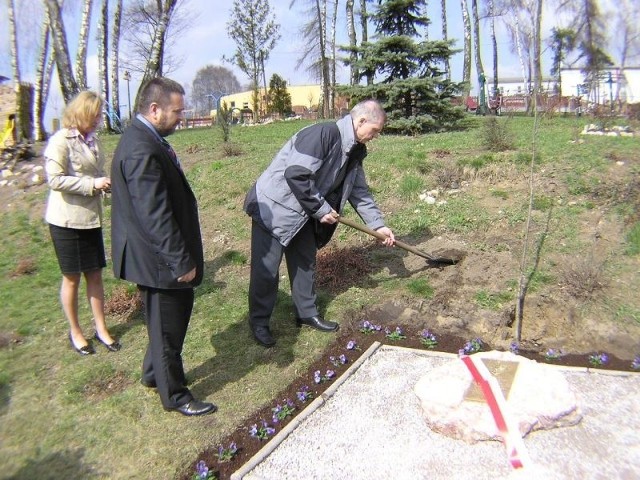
top-left (44, 91), bottom-right (120, 355)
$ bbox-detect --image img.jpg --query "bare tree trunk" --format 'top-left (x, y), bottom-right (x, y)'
top-left (75, 0), bottom-right (93, 90)
top-left (515, 112), bottom-right (541, 341)
top-left (45, 0), bottom-right (79, 102)
top-left (513, 17), bottom-right (527, 85)
top-left (329, 0), bottom-right (338, 117)
top-left (314, 0), bottom-right (330, 118)
top-left (346, 0), bottom-right (358, 85)
top-left (8, 0), bottom-right (21, 141)
top-left (471, 0), bottom-right (485, 84)
top-left (110, 0), bottom-right (123, 124)
top-left (461, 0), bottom-right (472, 98)
top-left (42, 49), bottom-right (56, 121)
top-left (489, 0), bottom-right (498, 96)
top-left (34, 23), bottom-right (50, 141)
top-left (533, 0), bottom-right (543, 94)
top-left (98, 0), bottom-right (111, 130)
top-left (140, 0), bottom-right (179, 87)
top-left (359, 0), bottom-right (372, 85)
top-left (441, 0), bottom-right (450, 79)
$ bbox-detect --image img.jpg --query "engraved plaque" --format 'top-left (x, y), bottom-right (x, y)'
top-left (464, 359), bottom-right (520, 403)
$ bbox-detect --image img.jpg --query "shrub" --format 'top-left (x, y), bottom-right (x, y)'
top-left (480, 117), bottom-right (514, 152)
top-left (222, 143), bottom-right (243, 157)
top-left (559, 256), bottom-right (607, 298)
top-left (432, 163), bottom-right (463, 189)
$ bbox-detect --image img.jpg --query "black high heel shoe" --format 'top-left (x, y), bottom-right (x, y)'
top-left (94, 332), bottom-right (122, 352)
top-left (69, 332), bottom-right (95, 356)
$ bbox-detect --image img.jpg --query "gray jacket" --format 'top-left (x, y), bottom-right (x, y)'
top-left (244, 115), bottom-right (385, 246)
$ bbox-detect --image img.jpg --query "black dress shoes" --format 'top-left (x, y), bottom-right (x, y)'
top-left (251, 325), bottom-right (276, 348)
top-left (140, 378), bottom-right (156, 388)
top-left (94, 332), bottom-right (122, 352)
top-left (173, 399), bottom-right (217, 416)
top-left (296, 315), bottom-right (339, 332)
top-left (69, 332), bottom-right (95, 356)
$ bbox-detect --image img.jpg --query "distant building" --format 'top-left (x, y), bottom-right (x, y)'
top-left (559, 67), bottom-right (640, 104)
top-left (485, 76), bottom-right (556, 96)
top-left (214, 85), bottom-right (324, 121)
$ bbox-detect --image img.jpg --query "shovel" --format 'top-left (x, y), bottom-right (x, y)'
top-left (337, 216), bottom-right (460, 265)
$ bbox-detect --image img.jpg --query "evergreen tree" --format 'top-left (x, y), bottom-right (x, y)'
top-left (340, 0), bottom-right (464, 135)
top-left (268, 74), bottom-right (292, 117)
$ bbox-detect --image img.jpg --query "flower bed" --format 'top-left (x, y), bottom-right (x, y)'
top-left (183, 321), bottom-right (639, 480)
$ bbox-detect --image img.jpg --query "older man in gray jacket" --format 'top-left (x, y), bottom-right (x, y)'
top-left (243, 99), bottom-right (395, 347)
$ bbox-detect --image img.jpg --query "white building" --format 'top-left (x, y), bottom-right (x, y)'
top-left (560, 67), bottom-right (640, 104)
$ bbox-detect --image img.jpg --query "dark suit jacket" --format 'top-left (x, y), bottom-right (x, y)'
top-left (110, 117), bottom-right (204, 289)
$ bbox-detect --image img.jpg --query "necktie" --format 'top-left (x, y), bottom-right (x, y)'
top-left (161, 139), bottom-right (182, 172)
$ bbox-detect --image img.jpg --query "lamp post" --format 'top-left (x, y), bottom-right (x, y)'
top-left (123, 70), bottom-right (132, 120)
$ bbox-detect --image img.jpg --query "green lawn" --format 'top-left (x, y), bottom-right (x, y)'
top-left (1, 113), bottom-right (639, 479)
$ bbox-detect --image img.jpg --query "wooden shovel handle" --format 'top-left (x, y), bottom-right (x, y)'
top-left (336, 216), bottom-right (439, 262)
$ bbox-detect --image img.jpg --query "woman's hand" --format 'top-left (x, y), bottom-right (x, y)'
top-left (94, 177), bottom-right (111, 192)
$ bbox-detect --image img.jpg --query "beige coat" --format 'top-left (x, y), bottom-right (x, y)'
top-left (44, 128), bottom-right (106, 229)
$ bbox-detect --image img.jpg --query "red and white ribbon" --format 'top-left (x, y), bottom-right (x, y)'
top-left (460, 354), bottom-right (531, 469)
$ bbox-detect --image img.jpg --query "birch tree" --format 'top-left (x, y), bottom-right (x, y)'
top-left (33, 21), bottom-right (51, 141)
top-left (328, 0), bottom-right (338, 115)
top-left (121, 0), bottom-right (189, 78)
top-left (487, 0), bottom-right (498, 96)
top-left (315, 0), bottom-right (330, 118)
top-left (360, 0), bottom-right (373, 85)
top-left (45, 0), bottom-right (79, 102)
top-left (7, 0), bottom-right (22, 141)
top-left (497, 0), bottom-right (534, 89)
top-left (460, 0), bottom-right (472, 98)
top-left (140, 0), bottom-right (180, 87)
top-left (97, 0), bottom-right (110, 129)
top-left (532, 0), bottom-right (542, 93)
top-left (471, 0), bottom-right (486, 106)
top-left (441, 0), bottom-right (450, 79)
top-left (290, 0), bottom-right (331, 117)
top-left (75, 0), bottom-right (92, 90)
top-left (346, 0), bottom-right (359, 85)
top-left (110, 0), bottom-right (123, 124)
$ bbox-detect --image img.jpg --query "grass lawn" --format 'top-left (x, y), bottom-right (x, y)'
top-left (1, 113), bottom-right (639, 479)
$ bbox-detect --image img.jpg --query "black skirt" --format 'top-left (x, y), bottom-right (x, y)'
top-left (49, 224), bottom-right (106, 274)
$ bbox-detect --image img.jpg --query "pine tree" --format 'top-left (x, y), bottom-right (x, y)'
top-left (340, 0), bottom-right (464, 134)
top-left (268, 74), bottom-right (292, 117)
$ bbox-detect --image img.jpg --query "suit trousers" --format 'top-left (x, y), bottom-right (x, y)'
top-left (139, 285), bottom-right (194, 409)
top-left (249, 220), bottom-right (318, 327)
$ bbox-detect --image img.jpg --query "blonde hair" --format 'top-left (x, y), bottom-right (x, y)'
top-left (62, 91), bottom-right (104, 132)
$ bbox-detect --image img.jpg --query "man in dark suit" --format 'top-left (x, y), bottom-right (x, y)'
top-left (110, 77), bottom-right (216, 416)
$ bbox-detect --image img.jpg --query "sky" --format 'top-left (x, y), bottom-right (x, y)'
top-left (0, 0), bottom-right (624, 125)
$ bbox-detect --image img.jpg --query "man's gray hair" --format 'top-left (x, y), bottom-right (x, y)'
top-left (350, 99), bottom-right (386, 123)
